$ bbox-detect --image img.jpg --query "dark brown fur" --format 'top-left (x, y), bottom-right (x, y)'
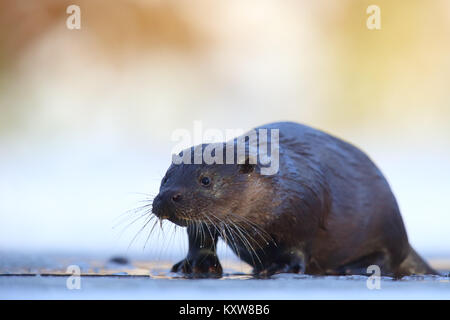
top-left (151, 122), bottom-right (437, 277)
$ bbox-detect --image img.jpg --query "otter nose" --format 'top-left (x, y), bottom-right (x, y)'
top-left (171, 192), bottom-right (182, 203)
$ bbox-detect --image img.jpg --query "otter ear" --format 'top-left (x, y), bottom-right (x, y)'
top-left (238, 154), bottom-right (257, 174)
top-left (239, 162), bottom-right (255, 174)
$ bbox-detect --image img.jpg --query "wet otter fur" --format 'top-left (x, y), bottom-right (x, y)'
top-left (151, 122), bottom-right (437, 277)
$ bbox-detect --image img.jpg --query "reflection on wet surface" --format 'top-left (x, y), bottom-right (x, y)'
top-left (0, 251), bottom-right (257, 278)
top-left (1, 252), bottom-right (449, 299)
top-left (1, 254), bottom-right (449, 278)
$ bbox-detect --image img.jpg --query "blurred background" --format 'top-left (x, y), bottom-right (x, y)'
top-left (0, 0), bottom-right (449, 262)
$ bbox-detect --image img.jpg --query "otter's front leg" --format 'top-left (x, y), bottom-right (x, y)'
top-left (171, 223), bottom-right (222, 277)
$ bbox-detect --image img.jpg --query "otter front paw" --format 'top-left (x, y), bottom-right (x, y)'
top-left (171, 254), bottom-right (223, 278)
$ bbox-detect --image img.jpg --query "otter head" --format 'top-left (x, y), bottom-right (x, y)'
top-left (151, 143), bottom-right (272, 227)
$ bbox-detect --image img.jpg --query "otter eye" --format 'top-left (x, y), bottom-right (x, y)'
top-left (200, 176), bottom-right (211, 186)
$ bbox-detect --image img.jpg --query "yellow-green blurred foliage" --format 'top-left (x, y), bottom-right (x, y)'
top-left (1, 0), bottom-right (449, 145)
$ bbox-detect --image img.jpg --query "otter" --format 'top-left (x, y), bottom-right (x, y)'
top-left (151, 122), bottom-right (437, 277)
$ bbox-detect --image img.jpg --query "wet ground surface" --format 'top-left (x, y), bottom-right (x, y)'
top-left (1, 252), bottom-right (449, 299)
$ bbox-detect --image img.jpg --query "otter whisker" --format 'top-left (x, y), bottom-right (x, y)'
top-left (207, 212), bottom-right (263, 269)
top-left (126, 191), bottom-right (157, 198)
top-left (199, 220), bottom-right (206, 249)
top-left (208, 212), bottom-right (265, 261)
top-left (200, 213), bottom-right (220, 253)
top-left (229, 219), bottom-right (270, 253)
top-left (193, 218), bottom-right (201, 244)
top-left (197, 221), bottom-right (204, 247)
top-left (220, 220), bottom-right (243, 263)
top-left (113, 202), bottom-right (153, 229)
top-left (225, 222), bottom-right (259, 267)
top-left (218, 222), bottom-right (237, 265)
top-left (143, 217), bottom-right (160, 250)
top-left (226, 211), bottom-right (275, 246)
top-left (213, 214), bottom-right (257, 266)
top-left (128, 214), bottom-right (156, 250)
top-left (225, 217), bottom-right (264, 268)
top-left (114, 209), bottom-right (150, 234)
top-left (208, 213), bottom-right (233, 250)
top-left (166, 223), bottom-right (178, 254)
